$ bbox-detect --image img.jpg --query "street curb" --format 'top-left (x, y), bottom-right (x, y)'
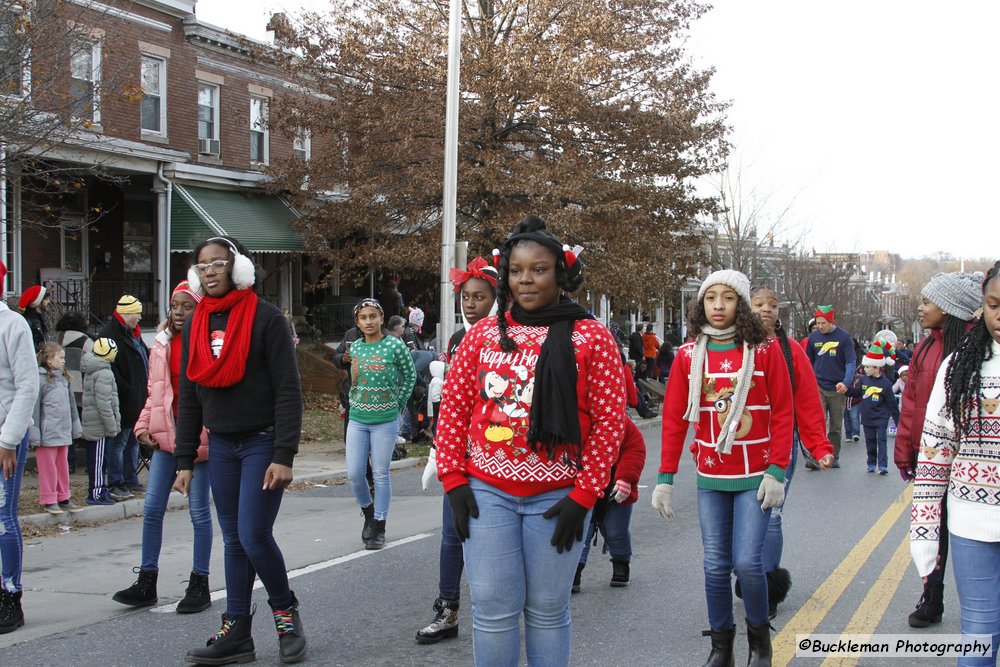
top-left (19, 457), bottom-right (424, 530)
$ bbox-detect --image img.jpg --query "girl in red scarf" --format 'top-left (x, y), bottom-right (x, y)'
top-left (173, 236), bottom-right (306, 665)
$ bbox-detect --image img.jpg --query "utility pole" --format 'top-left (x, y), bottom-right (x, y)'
top-left (438, 0), bottom-right (462, 347)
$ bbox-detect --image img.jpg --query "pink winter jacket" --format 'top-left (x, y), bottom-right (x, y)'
top-left (134, 328), bottom-right (208, 461)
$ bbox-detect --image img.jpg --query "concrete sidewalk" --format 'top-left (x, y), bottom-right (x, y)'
top-left (18, 441), bottom-right (419, 529)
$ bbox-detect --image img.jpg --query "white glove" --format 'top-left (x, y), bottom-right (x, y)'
top-left (611, 479), bottom-right (631, 504)
top-left (757, 474), bottom-right (785, 510)
top-left (421, 448), bottom-right (438, 491)
top-left (651, 483), bottom-right (674, 520)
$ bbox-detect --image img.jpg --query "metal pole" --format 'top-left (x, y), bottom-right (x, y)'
top-left (0, 141), bottom-right (6, 296)
top-left (439, 0), bottom-right (462, 348)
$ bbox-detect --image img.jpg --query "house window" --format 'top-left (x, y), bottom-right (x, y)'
top-left (198, 83), bottom-right (219, 141)
top-left (250, 95), bottom-right (268, 165)
top-left (140, 55), bottom-right (166, 134)
top-left (70, 39), bottom-right (101, 123)
top-left (293, 129), bottom-right (311, 161)
top-left (0, 10), bottom-right (29, 97)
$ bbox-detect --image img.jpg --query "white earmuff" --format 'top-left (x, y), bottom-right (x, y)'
top-left (204, 237), bottom-right (256, 290)
top-left (187, 265), bottom-right (204, 295)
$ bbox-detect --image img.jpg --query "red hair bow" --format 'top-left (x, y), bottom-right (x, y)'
top-left (449, 257), bottom-right (499, 292)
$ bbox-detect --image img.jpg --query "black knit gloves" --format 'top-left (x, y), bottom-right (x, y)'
top-left (446, 484), bottom-right (479, 541)
top-left (543, 495), bottom-right (589, 553)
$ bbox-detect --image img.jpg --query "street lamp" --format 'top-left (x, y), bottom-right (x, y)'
top-left (438, 0), bottom-right (462, 348)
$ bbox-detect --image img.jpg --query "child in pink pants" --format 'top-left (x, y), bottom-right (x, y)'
top-left (30, 343), bottom-right (83, 514)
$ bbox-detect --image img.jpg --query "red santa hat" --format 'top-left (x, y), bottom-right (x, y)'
top-left (18, 285), bottom-right (46, 310)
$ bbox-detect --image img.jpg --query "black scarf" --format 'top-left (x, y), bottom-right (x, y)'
top-left (510, 296), bottom-right (594, 470)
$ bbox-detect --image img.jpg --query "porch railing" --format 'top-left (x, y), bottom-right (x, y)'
top-left (43, 276), bottom-right (158, 332)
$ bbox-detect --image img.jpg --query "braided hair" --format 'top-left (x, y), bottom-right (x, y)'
top-left (686, 292), bottom-right (768, 348)
top-left (913, 312), bottom-right (970, 370)
top-left (495, 216), bottom-right (585, 353)
top-left (943, 260), bottom-right (997, 438)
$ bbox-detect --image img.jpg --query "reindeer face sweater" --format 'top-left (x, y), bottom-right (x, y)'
top-left (659, 338), bottom-right (794, 491)
top-left (435, 314), bottom-right (626, 509)
top-left (910, 344), bottom-right (1000, 577)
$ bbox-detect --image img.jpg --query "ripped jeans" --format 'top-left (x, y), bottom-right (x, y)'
top-left (0, 433), bottom-right (28, 593)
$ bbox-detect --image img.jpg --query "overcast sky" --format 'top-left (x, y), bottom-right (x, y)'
top-left (196, 0), bottom-right (997, 260)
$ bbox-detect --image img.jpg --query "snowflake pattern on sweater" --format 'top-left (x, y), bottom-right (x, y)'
top-left (910, 343), bottom-right (1000, 577)
top-left (435, 314), bottom-right (626, 509)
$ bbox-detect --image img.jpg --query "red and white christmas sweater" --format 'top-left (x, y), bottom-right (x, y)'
top-left (435, 313), bottom-right (626, 509)
top-left (659, 337), bottom-right (794, 491)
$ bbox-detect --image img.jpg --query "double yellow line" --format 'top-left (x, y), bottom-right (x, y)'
top-left (772, 485), bottom-right (914, 667)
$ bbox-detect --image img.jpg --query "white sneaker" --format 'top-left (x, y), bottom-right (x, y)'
top-left (395, 436), bottom-right (406, 445)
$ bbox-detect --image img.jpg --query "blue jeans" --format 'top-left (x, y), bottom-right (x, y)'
top-left (0, 433), bottom-right (28, 593)
top-left (208, 431), bottom-right (292, 616)
top-left (579, 502), bottom-right (634, 565)
top-left (439, 493), bottom-right (464, 601)
top-left (843, 403), bottom-right (861, 440)
top-left (698, 487), bottom-right (772, 629)
top-left (463, 478), bottom-right (590, 667)
top-left (105, 427), bottom-right (133, 488)
top-left (950, 534), bottom-right (1000, 666)
top-left (763, 434), bottom-right (798, 572)
top-left (346, 419), bottom-right (397, 520)
top-left (141, 450), bottom-right (212, 575)
top-left (863, 424), bottom-right (888, 470)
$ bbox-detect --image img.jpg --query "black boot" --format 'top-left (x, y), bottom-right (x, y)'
top-left (572, 563), bottom-right (585, 593)
top-left (0, 590), bottom-right (24, 634)
top-left (610, 559), bottom-right (630, 587)
top-left (361, 504), bottom-right (375, 545)
top-left (766, 568), bottom-right (792, 620)
top-left (271, 594), bottom-right (307, 664)
top-left (186, 609), bottom-right (256, 665)
top-left (908, 582), bottom-right (944, 627)
top-left (415, 597), bottom-right (460, 644)
top-left (112, 568), bottom-right (158, 608)
top-left (701, 626), bottom-right (735, 667)
top-left (746, 621), bottom-right (773, 667)
top-left (177, 572), bottom-right (212, 614)
top-left (366, 519), bottom-right (386, 550)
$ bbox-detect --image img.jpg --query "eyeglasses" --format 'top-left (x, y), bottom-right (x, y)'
top-left (192, 260), bottom-right (230, 274)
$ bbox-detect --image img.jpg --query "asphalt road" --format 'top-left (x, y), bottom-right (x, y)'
top-left (0, 425), bottom-right (958, 666)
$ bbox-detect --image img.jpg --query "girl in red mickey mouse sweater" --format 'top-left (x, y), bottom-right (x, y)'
top-left (435, 216), bottom-right (625, 667)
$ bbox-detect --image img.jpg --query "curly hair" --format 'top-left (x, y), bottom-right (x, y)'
top-left (495, 216), bottom-right (585, 353)
top-left (943, 260), bottom-right (997, 438)
top-left (686, 292), bottom-right (768, 348)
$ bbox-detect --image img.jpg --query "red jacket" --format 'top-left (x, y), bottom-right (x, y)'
top-left (785, 339), bottom-right (834, 461)
top-left (660, 338), bottom-right (794, 490)
top-left (623, 363), bottom-right (639, 408)
top-left (610, 419), bottom-right (646, 505)
top-left (894, 330), bottom-right (942, 469)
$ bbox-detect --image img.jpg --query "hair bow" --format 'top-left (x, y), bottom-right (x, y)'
top-left (449, 257), bottom-right (499, 291)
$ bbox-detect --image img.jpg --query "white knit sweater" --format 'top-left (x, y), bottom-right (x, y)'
top-left (910, 341), bottom-right (1000, 577)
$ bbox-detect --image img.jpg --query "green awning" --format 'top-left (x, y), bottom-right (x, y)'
top-left (170, 184), bottom-right (305, 253)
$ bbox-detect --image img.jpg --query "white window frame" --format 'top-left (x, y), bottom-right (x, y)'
top-left (70, 38), bottom-right (101, 124)
top-left (250, 95), bottom-right (269, 166)
top-left (197, 82), bottom-right (220, 141)
top-left (293, 128), bottom-right (311, 161)
top-left (140, 54), bottom-right (167, 136)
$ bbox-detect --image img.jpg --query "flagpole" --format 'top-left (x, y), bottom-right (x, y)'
top-left (439, 0), bottom-right (462, 348)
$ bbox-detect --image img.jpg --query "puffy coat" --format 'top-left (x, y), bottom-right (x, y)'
top-left (29, 368), bottom-right (82, 446)
top-left (80, 351), bottom-right (121, 441)
top-left (895, 329), bottom-right (946, 469)
top-left (133, 329), bottom-right (208, 461)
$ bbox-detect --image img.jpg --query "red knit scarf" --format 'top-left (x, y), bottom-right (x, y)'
top-left (186, 288), bottom-right (259, 388)
top-left (114, 311), bottom-right (142, 339)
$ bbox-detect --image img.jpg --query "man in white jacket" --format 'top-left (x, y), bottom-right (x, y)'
top-left (0, 260), bottom-right (42, 634)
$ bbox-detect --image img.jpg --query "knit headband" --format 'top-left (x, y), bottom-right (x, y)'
top-left (116, 295), bottom-right (142, 314)
top-left (353, 298), bottom-right (383, 318)
top-left (172, 280), bottom-right (203, 304)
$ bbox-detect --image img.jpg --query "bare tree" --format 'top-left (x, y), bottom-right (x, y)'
top-left (775, 251), bottom-right (859, 337)
top-left (1, 0), bottom-right (140, 232)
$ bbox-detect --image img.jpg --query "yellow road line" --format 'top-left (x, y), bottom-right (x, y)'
top-left (819, 534), bottom-right (912, 667)
top-left (772, 485), bottom-right (913, 667)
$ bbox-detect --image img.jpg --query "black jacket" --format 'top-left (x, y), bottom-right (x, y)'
top-left (175, 299), bottom-right (302, 469)
top-left (332, 326), bottom-right (362, 409)
top-left (98, 317), bottom-right (150, 428)
top-left (628, 331), bottom-right (644, 362)
top-left (23, 308), bottom-right (47, 353)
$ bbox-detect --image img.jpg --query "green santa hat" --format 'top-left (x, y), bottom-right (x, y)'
top-left (862, 341), bottom-right (896, 368)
